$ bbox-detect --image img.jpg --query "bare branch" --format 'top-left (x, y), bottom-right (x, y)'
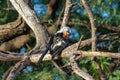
top-left (81, 0), bottom-right (97, 51)
top-left (70, 54), bottom-right (94, 80)
top-left (99, 24), bottom-right (120, 32)
top-left (30, 49), bottom-right (120, 64)
top-left (81, 1), bottom-right (106, 79)
top-left (0, 15), bottom-right (28, 42)
top-left (9, 0), bottom-right (48, 53)
top-left (6, 56), bottom-right (30, 80)
top-left (61, 0), bottom-right (72, 27)
top-left (2, 66), bottom-right (13, 80)
top-left (1, 36), bottom-right (120, 63)
top-left (0, 33), bottom-right (32, 51)
top-left (51, 60), bottom-right (65, 73)
top-left (6, 0), bottom-right (50, 79)
top-left (0, 51), bottom-right (23, 61)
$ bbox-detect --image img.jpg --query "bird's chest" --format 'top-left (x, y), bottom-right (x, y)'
top-left (50, 36), bottom-right (68, 51)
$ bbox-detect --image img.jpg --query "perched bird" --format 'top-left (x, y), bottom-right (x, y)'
top-left (50, 26), bottom-right (72, 58)
top-left (38, 26), bottom-right (80, 63)
top-left (50, 27), bottom-right (80, 75)
top-left (37, 26), bottom-right (72, 65)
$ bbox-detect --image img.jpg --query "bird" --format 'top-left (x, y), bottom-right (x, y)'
top-left (50, 26), bottom-right (72, 58)
top-left (37, 26), bottom-right (72, 65)
top-left (49, 26), bottom-right (80, 75)
top-left (50, 26), bottom-right (79, 75)
top-left (37, 26), bottom-right (80, 64)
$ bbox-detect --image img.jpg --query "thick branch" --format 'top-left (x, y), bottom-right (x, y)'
top-left (31, 49), bottom-right (120, 63)
top-left (7, 0), bottom-right (49, 79)
top-left (1, 38), bottom-right (120, 62)
top-left (0, 15), bottom-right (28, 42)
top-left (0, 33), bottom-right (32, 51)
top-left (10, 0), bottom-right (48, 52)
top-left (1, 50), bottom-right (120, 63)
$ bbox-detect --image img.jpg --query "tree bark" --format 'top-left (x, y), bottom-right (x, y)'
top-left (10, 0), bottom-right (49, 53)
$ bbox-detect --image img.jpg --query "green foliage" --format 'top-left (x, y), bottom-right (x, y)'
top-left (40, 0), bottom-right (49, 4)
top-left (107, 70), bottom-right (120, 80)
top-left (48, 19), bottom-right (54, 26)
top-left (69, 74), bottom-right (82, 80)
top-left (90, 0), bottom-right (120, 26)
top-left (0, 0), bottom-right (120, 80)
top-left (0, 62), bottom-right (15, 79)
top-left (79, 57), bottom-right (112, 79)
top-left (0, 0), bottom-right (18, 24)
top-left (15, 62), bottom-right (67, 80)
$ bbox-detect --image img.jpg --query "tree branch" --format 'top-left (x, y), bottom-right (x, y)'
top-left (81, 1), bottom-right (106, 79)
top-left (7, 0), bottom-right (50, 79)
top-left (1, 37), bottom-right (120, 62)
top-left (0, 33), bottom-right (33, 51)
top-left (81, 0), bottom-right (97, 51)
top-left (0, 51), bottom-right (23, 61)
top-left (0, 15), bottom-right (28, 42)
top-left (10, 0), bottom-right (48, 53)
top-left (61, 0), bottom-right (72, 27)
top-left (6, 56), bottom-right (31, 80)
top-left (70, 54), bottom-right (94, 80)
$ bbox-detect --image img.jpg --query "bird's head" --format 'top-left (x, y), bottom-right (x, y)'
top-left (56, 26), bottom-right (71, 39)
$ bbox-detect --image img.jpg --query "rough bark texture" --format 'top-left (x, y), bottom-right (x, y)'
top-left (1, 49), bottom-right (120, 63)
top-left (10, 0), bottom-right (48, 52)
top-left (6, 0), bottom-right (49, 79)
top-left (0, 15), bottom-right (28, 42)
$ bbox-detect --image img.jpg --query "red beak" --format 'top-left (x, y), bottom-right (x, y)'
top-left (63, 31), bottom-right (69, 39)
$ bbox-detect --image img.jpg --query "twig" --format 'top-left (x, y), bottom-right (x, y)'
top-left (1, 8), bottom-right (15, 11)
top-left (51, 60), bottom-right (65, 74)
top-left (77, 35), bottom-right (83, 50)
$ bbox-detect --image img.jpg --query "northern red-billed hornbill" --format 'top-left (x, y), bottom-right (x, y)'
top-left (50, 26), bottom-right (73, 75)
top-left (37, 26), bottom-right (80, 65)
top-left (37, 26), bottom-right (71, 65)
top-left (50, 26), bottom-right (71, 58)
top-left (37, 26), bottom-right (79, 75)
